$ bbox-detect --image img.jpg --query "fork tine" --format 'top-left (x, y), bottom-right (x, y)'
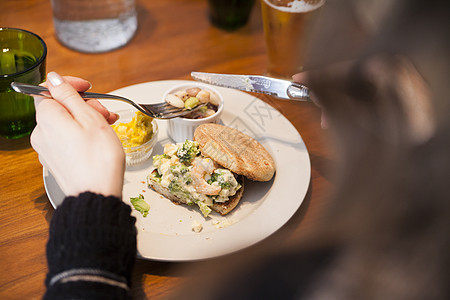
top-left (154, 103), bottom-right (182, 111)
top-left (142, 104), bottom-right (183, 115)
top-left (158, 110), bottom-right (193, 119)
top-left (156, 103), bottom-right (207, 119)
top-left (162, 106), bottom-right (187, 113)
top-left (144, 102), bottom-right (185, 114)
top-left (148, 102), bottom-right (173, 108)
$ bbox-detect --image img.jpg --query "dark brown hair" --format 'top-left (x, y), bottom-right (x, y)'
top-left (169, 1), bottom-right (450, 298)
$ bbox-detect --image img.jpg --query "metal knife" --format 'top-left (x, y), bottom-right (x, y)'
top-left (191, 71), bottom-right (310, 101)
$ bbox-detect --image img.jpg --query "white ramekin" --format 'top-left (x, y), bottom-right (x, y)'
top-left (164, 82), bottom-right (224, 143)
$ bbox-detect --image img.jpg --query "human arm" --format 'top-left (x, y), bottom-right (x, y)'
top-left (44, 192), bottom-right (136, 300)
top-left (31, 72), bottom-right (136, 298)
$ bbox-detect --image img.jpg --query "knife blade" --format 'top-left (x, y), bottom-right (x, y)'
top-left (191, 71), bottom-right (310, 101)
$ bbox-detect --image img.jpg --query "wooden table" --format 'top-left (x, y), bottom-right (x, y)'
top-left (1, 1), bottom-right (332, 298)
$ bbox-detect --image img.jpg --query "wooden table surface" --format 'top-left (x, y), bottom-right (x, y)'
top-left (1, 0), bottom-right (332, 298)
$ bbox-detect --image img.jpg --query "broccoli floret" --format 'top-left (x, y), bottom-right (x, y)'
top-left (208, 169), bottom-right (232, 189)
top-left (130, 194), bottom-right (150, 217)
top-left (170, 164), bottom-right (190, 175)
top-left (169, 181), bottom-right (192, 200)
top-left (170, 165), bottom-right (192, 184)
top-left (177, 140), bottom-right (200, 163)
top-left (168, 181), bottom-right (183, 193)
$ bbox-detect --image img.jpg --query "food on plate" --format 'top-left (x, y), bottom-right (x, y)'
top-left (130, 194), bottom-right (150, 217)
top-left (147, 124), bottom-right (276, 217)
top-left (111, 111), bottom-right (154, 148)
top-left (194, 123), bottom-right (276, 182)
top-left (191, 220), bottom-right (203, 233)
top-left (148, 140), bottom-right (244, 217)
top-left (212, 218), bottom-right (235, 229)
top-left (165, 86), bottom-right (220, 119)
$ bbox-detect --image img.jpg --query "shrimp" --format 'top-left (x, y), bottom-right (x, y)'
top-left (191, 157), bottom-right (221, 195)
top-left (164, 143), bottom-right (178, 156)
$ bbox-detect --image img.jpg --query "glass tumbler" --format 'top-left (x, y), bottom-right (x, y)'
top-left (208, 0), bottom-right (255, 31)
top-left (0, 28), bottom-right (47, 139)
top-left (51, 0), bottom-right (138, 53)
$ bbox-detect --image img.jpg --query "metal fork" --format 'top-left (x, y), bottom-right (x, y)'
top-left (10, 82), bottom-right (204, 119)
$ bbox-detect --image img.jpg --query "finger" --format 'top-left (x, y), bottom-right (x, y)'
top-left (36, 153), bottom-right (49, 171)
top-left (86, 99), bottom-right (112, 120)
top-left (30, 125), bottom-right (51, 169)
top-left (85, 100), bottom-right (119, 124)
top-left (292, 72), bottom-right (309, 84)
top-left (62, 76), bottom-right (92, 92)
top-left (107, 112), bottom-right (119, 124)
top-left (292, 73), bottom-right (327, 128)
top-left (41, 75), bottom-right (91, 92)
top-left (292, 72), bottom-right (318, 103)
top-left (33, 95), bottom-right (47, 108)
top-left (30, 124), bottom-right (41, 154)
top-left (35, 97), bottom-right (72, 121)
top-left (321, 114), bottom-right (329, 129)
top-left (46, 72), bottom-right (99, 121)
top-left (308, 90), bottom-right (321, 108)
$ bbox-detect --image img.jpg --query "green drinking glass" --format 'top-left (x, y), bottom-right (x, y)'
top-left (0, 28), bottom-right (47, 139)
top-left (208, 0), bottom-right (255, 31)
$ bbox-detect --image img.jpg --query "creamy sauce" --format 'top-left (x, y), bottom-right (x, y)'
top-left (151, 140), bottom-right (241, 217)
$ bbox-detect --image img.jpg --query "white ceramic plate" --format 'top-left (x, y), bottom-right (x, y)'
top-left (43, 80), bottom-right (311, 261)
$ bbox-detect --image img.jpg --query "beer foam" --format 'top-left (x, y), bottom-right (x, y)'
top-left (264, 0), bottom-right (325, 13)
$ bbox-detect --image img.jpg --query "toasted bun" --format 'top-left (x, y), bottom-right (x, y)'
top-left (194, 124), bottom-right (275, 181)
top-left (148, 174), bottom-right (245, 216)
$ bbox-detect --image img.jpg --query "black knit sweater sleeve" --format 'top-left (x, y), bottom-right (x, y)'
top-left (43, 192), bottom-right (137, 300)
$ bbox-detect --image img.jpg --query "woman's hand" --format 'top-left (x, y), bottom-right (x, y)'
top-left (292, 72), bottom-right (329, 129)
top-left (39, 76), bottom-right (119, 125)
top-left (31, 72), bottom-right (125, 198)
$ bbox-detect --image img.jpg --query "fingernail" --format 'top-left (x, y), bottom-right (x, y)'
top-left (47, 72), bottom-right (64, 87)
top-left (321, 118), bottom-right (328, 130)
top-left (87, 81), bottom-right (93, 90)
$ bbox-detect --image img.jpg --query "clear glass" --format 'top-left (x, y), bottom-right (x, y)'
top-left (51, 0), bottom-right (138, 53)
top-left (261, 0), bottom-right (325, 79)
top-left (0, 28), bottom-right (47, 139)
top-left (112, 110), bottom-right (159, 166)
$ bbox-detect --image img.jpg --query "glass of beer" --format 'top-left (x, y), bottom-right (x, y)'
top-left (0, 28), bottom-right (47, 139)
top-left (261, 0), bottom-right (325, 79)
